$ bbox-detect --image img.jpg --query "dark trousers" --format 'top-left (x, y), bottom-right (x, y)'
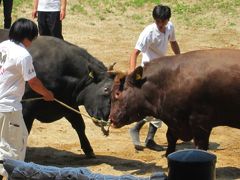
top-left (2, 0), bottom-right (13, 29)
top-left (37, 11), bottom-right (63, 39)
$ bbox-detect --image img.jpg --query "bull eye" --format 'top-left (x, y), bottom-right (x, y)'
top-left (104, 87), bottom-right (109, 93)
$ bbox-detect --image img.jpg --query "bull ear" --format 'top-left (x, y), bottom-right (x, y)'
top-left (87, 64), bottom-right (104, 82)
top-left (127, 66), bottom-right (144, 87)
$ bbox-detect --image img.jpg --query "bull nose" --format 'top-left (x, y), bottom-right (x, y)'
top-left (109, 120), bottom-right (121, 128)
top-left (108, 117), bottom-right (114, 124)
top-left (108, 117), bottom-right (117, 128)
top-left (108, 114), bottom-right (113, 121)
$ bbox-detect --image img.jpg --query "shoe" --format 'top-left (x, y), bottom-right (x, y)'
top-left (145, 139), bottom-right (164, 151)
top-left (134, 144), bottom-right (144, 151)
top-left (129, 128), bottom-right (144, 151)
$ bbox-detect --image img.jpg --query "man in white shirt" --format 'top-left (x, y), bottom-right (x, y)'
top-left (0, 18), bottom-right (54, 179)
top-left (32, 0), bottom-right (67, 39)
top-left (129, 5), bottom-right (180, 151)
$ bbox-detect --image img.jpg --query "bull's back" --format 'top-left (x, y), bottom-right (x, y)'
top-left (145, 49), bottom-right (240, 75)
top-left (28, 36), bottom-right (91, 83)
top-left (145, 49), bottom-right (240, 127)
top-left (145, 49), bottom-right (240, 89)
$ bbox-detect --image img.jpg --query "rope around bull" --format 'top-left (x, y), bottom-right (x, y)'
top-left (21, 97), bottom-right (111, 136)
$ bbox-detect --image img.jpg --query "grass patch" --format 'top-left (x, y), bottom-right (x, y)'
top-left (170, 0), bottom-right (240, 28)
top-left (13, 0), bottom-right (32, 10)
top-left (71, 4), bottom-right (88, 15)
top-left (67, 0), bottom-right (239, 28)
top-left (11, 0), bottom-right (240, 28)
top-left (13, 0), bottom-right (25, 7)
top-left (126, 0), bottom-right (160, 7)
top-left (11, 0), bottom-right (32, 18)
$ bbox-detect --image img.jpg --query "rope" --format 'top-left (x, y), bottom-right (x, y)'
top-left (21, 97), bottom-right (110, 136)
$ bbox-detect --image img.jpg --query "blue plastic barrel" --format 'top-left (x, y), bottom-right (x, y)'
top-left (167, 149), bottom-right (217, 180)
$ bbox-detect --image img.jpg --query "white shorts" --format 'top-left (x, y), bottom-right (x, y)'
top-left (0, 111), bottom-right (28, 177)
top-left (144, 116), bottom-right (162, 128)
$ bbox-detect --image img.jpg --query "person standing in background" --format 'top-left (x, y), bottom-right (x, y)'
top-left (0, 18), bottom-right (54, 179)
top-left (129, 4), bottom-right (180, 151)
top-left (0, 0), bottom-right (13, 29)
top-left (32, 0), bottom-right (67, 39)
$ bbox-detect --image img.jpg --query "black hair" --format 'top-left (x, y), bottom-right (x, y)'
top-left (152, 5), bottom-right (171, 20)
top-left (9, 18), bottom-right (38, 44)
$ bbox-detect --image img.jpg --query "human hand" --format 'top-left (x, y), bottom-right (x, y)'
top-left (60, 10), bottom-right (66, 21)
top-left (32, 10), bottom-right (37, 19)
top-left (43, 90), bottom-right (54, 101)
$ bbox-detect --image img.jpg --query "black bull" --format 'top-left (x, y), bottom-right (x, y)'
top-left (109, 49), bottom-right (240, 156)
top-left (0, 29), bottom-right (115, 158)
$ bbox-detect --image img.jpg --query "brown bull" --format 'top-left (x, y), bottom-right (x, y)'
top-left (109, 49), bottom-right (240, 156)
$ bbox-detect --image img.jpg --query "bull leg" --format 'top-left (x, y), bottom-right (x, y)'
top-left (65, 112), bottom-right (95, 158)
top-left (23, 109), bottom-right (35, 133)
top-left (23, 116), bottom-right (35, 133)
top-left (166, 128), bottom-right (178, 157)
top-left (190, 113), bottom-right (212, 151)
top-left (193, 128), bottom-right (212, 150)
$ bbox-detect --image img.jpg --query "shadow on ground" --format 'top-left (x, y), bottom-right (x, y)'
top-left (26, 146), bottom-right (240, 179)
top-left (176, 141), bottom-right (220, 150)
top-left (26, 146), bottom-right (164, 176)
top-left (216, 167), bottom-right (240, 180)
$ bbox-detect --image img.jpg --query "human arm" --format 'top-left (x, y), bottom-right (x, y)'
top-left (60, 0), bottom-right (67, 20)
top-left (170, 41), bottom-right (180, 55)
top-left (32, 0), bottom-right (39, 19)
top-left (28, 77), bottom-right (54, 101)
top-left (128, 26), bottom-right (150, 73)
top-left (168, 22), bottom-right (180, 55)
top-left (128, 49), bottom-right (141, 74)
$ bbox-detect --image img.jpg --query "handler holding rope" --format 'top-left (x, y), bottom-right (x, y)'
top-left (0, 18), bottom-right (54, 179)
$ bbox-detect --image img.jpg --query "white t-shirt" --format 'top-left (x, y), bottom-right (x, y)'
top-left (135, 22), bottom-right (176, 66)
top-left (37, 0), bottom-right (61, 12)
top-left (0, 40), bottom-right (36, 112)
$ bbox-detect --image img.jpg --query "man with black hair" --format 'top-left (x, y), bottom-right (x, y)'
top-left (0, 18), bottom-right (54, 179)
top-left (129, 5), bottom-right (180, 151)
top-left (0, 0), bottom-right (13, 29)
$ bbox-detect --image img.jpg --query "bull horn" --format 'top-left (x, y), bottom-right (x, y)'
top-left (107, 62), bottom-right (116, 71)
top-left (107, 70), bottom-right (127, 78)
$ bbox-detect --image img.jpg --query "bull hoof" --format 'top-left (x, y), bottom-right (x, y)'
top-left (165, 148), bottom-right (175, 157)
top-left (145, 139), bottom-right (164, 151)
top-left (85, 152), bottom-right (96, 159)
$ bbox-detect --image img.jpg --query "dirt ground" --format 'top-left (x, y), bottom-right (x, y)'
top-left (6, 1), bottom-right (240, 180)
